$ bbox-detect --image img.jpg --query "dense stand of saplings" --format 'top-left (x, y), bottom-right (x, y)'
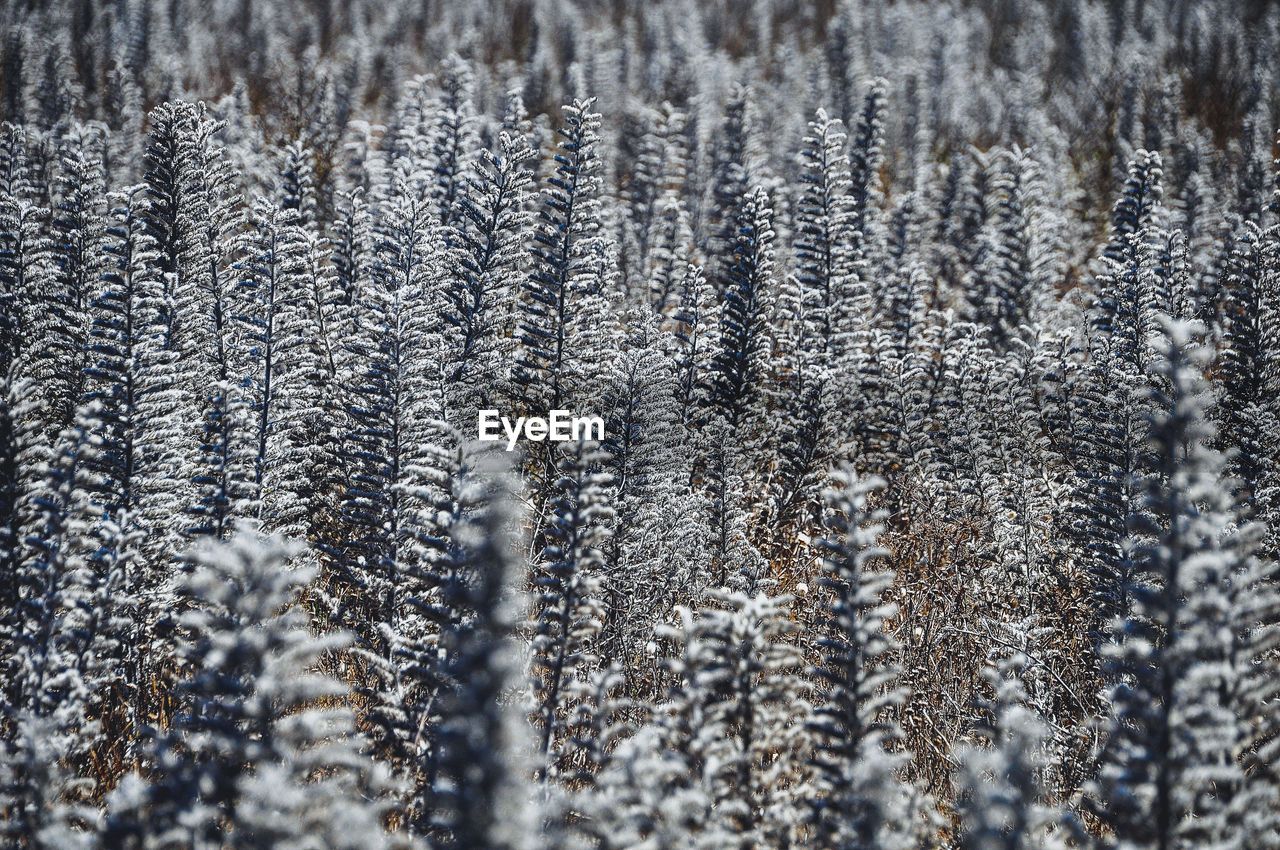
top-left (3, 0), bottom-right (1280, 847)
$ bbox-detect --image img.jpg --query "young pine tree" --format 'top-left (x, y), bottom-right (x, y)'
top-left (663, 589), bottom-right (809, 850)
top-left (235, 197), bottom-right (321, 536)
top-left (530, 438), bottom-right (613, 784)
top-left (1214, 220), bottom-right (1280, 532)
top-left (513, 98), bottom-right (611, 526)
top-left (514, 98), bottom-right (606, 420)
top-left (707, 185), bottom-right (778, 441)
top-left (429, 54), bottom-right (478, 229)
top-left (422, 462), bottom-right (535, 850)
top-left (806, 470), bottom-right (928, 850)
top-left (444, 130), bottom-right (536, 419)
top-left (1072, 150), bottom-right (1167, 631)
top-left (25, 126), bottom-right (107, 429)
top-left (334, 176), bottom-right (447, 650)
top-left (1090, 320), bottom-right (1253, 850)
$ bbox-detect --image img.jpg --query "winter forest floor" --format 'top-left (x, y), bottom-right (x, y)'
top-left (4, 1), bottom-right (1280, 848)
